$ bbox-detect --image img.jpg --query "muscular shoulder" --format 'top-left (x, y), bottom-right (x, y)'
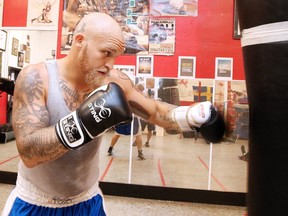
top-left (17, 62), bottom-right (47, 81)
top-left (15, 62), bottom-right (49, 102)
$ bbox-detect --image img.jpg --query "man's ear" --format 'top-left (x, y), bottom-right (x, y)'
top-left (74, 33), bottom-right (85, 48)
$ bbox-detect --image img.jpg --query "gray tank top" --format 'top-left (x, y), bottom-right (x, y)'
top-left (46, 60), bottom-right (70, 125)
top-left (17, 60), bottom-right (102, 198)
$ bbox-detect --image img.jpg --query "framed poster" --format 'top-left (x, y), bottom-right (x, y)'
top-left (215, 57), bottom-right (233, 80)
top-left (0, 30), bottom-right (7, 51)
top-left (17, 52), bottom-right (24, 68)
top-left (136, 55), bottom-right (154, 77)
top-left (12, 38), bottom-right (19, 56)
top-left (178, 56), bottom-right (196, 78)
top-left (25, 47), bottom-right (31, 63)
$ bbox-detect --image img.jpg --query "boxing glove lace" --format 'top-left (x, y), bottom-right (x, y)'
top-left (172, 101), bottom-right (225, 143)
top-left (55, 82), bottom-right (132, 149)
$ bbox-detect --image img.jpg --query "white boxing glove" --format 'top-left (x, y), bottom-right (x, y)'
top-left (173, 101), bottom-right (225, 143)
top-left (173, 101), bottom-right (212, 130)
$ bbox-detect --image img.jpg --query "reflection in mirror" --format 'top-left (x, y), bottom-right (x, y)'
top-left (98, 78), bottom-right (248, 193)
top-left (0, 30), bottom-right (248, 193)
top-left (0, 67), bottom-right (248, 193)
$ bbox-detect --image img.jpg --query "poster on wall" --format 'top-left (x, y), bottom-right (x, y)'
top-left (60, 0), bottom-right (149, 55)
top-left (148, 18), bottom-right (175, 55)
top-left (178, 56), bottom-right (196, 78)
top-left (12, 38), bottom-right (19, 56)
top-left (26, 0), bottom-right (60, 28)
top-left (136, 55), bottom-right (154, 77)
top-left (150, 0), bottom-right (198, 16)
top-left (17, 52), bottom-right (24, 68)
top-left (215, 57), bottom-right (233, 80)
top-left (0, 30), bottom-right (7, 51)
top-left (25, 47), bottom-right (31, 63)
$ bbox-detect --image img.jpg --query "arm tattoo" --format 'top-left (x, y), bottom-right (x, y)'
top-left (128, 100), bottom-right (180, 134)
top-left (14, 70), bottom-right (67, 166)
top-left (128, 100), bottom-right (150, 120)
top-left (117, 70), bottom-right (134, 85)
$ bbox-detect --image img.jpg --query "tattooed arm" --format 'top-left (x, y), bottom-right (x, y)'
top-left (12, 64), bottom-right (68, 168)
top-left (105, 70), bottom-right (181, 134)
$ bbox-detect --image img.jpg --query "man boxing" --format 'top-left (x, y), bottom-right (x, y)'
top-left (2, 12), bottom-right (224, 215)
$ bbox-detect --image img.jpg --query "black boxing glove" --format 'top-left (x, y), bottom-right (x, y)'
top-left (55, 82), bottom-right (132, 149)
top-left (172, 101), bottom-right (225, 143)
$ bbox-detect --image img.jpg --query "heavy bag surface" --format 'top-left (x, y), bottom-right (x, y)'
top-left (237, 1), bottom-right (288, 215)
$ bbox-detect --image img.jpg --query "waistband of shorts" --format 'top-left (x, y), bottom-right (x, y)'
top-left (15, 174), bottom-right (100, 208)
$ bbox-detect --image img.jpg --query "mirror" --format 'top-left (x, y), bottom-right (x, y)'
top-left (0, 30), bottom-right (248, 194)
top-left (98, 77), bottom-right (248, 193)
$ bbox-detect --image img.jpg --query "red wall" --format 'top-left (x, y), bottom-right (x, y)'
top-left (0, 93), bottom-right (7, 124)
top-left (2, 0), bottom-right (28, 27)
top-left (2, 0), bottom-right (244, 80)
top-left (112, 1), bottom-right (245, 80)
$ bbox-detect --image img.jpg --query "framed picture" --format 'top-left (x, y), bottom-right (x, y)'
top-left (17, 52), bottom-right (24, 68)
top-left (25, 47), bottom-right (31, 63)
top-left (215, 57), bottom-right (233, 80)
top-left (178, 56), bottom-right (196, 78)
top-left (12, 38), bottom-right (19, 56)
top-left (136, 55), bottom-right (154, 77)
top-left (0, 30), bottom-right (7, 51)
top-left (233, 0), bottom-right (241, 39)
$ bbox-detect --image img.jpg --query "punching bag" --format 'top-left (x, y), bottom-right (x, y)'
top-left (236, 1), bottom-right (288, 215)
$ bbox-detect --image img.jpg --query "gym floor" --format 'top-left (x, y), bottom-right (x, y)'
top-left (0, 130), bottom-right (248, 215)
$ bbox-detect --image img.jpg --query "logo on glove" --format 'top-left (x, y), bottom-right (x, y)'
top-left (88, 98), bottom-right (111, 123)
top-left (62, 116), bottom-right (81, 142)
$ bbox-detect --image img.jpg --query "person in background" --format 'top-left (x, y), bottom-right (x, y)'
top-left (107, 116), bottom-right (146, 160)
top-left (137, 84), bottom-right (156, 147)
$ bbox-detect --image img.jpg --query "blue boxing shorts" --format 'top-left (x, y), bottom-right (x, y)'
top-left (2, 175), bottom-right (106, 216)
top-left (115, 117), bottom-right (141, 136)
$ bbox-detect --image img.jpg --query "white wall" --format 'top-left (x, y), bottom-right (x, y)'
top-left (1, 29), bottom-right (57, 78)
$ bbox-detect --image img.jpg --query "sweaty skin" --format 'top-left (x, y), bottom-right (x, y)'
top-left (12, 13), bottom-right (180, 198)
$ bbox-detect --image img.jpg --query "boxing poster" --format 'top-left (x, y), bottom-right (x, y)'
top-left (148, 18), bottom-right (175, 55)
top-left (150, 0), bottom-right (198, 16)
top-left (26, 0), bottom-right (60, 28)
top-left (61, 0), bottom-right (149, 55)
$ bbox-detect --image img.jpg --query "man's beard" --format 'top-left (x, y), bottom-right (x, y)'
top-left (79, 46), bottom-right (106, 89)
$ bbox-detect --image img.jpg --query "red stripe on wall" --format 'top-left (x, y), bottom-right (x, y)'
top-left (2, 0), bottom-right (29, 27)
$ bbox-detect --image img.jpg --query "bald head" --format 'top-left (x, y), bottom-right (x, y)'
top-left (74, 12), bottom-right (124, 40)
